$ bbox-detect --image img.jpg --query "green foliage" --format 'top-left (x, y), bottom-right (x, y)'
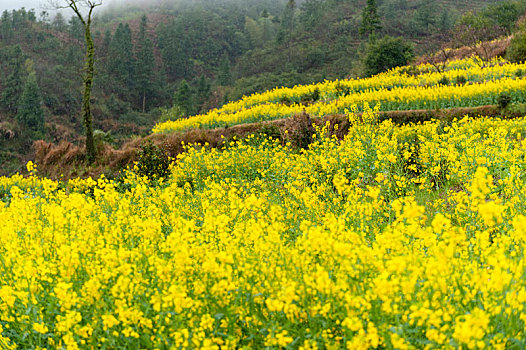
top-left (299, 0), bottom-right (325, 28)
top-left (0, 10), bottom-right (13, 40)
top-left (363, 35), bottom-right (414, 76)
top-left (498, 92), bottom-right (512, 110)
top-left (413, 0), bottom-right (441, 34)
top-left (16, 72), bottom-right (44, 135)
top-left (300, 87), bottom-right (320, 102)
top-left (455, 75), bottom-right (468, 85)
top-left (136, 141), bottom-right (171, 180)
top-left (360, 0), bottom-right (382, 38)
top-left (135, 15), bottom-right (157, 112)
top-left (218, 54), bottom-right (232, 86)
top-left (158, 105), bottom-right (187, 124)
top-left (276, 0), bottom-right (296, 44)
top-left (196, 75), bottom-right (211, 113)
top-left (1, 45), bottom-right (26, 114)
top-left (479, 0), bottom-right (525, 34)
top-left (107, 23), bottom-right (135, 97)
top-left (452, 9), bottom-right (507, 60)
top-left (507, 31), bottom-right (526, 63)
top-left (501, 102), bottom-right (526, 117)
top-left (93, 129), bottom-right (113, 152)
top-left (173, 80), bottom-right (194, 117)
top-left (438, 75), bottom-right (450, 86)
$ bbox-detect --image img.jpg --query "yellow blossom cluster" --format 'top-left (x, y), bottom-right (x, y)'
top-left (153, 57), bottom-right (526, 133)
top-left (2, 108), bottom-right (526, 349)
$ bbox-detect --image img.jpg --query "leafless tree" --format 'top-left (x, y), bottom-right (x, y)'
top-left (47, 0), bottom-right (102, 164)
top-left (419, 32), bottom-right (455, 73)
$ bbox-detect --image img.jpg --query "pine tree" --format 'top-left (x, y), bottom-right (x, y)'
top-left (196, 74), bottom-right (211, 113)
top-left (359, 0), bottom-right (382, 39)
top-left (52, 12), bottom-right (66, 31)
top-left (68, 16), bottom-right (84, 42)
top-left (261, 9), bottom-right (272, 43)
top-left (218, 54), bottom-right (231, 86)
top-left (17, 70), bottom-right (45, 134)
top-left (108, 23), bottom-right (135, 96)
top-left (0, 10), bottom-right (13, 41)
top-left (1, 45), bottom-right (25, 114)
top-left (277, 0), bottom-right (296, 45)
top-left (173, 79), bottom-right (194, 116)
top-left (158, 20), bottom-right (192, 80)
top-left (135, 15), bottom-right (156, 112)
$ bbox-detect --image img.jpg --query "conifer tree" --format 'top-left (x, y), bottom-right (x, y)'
top-left (108, 23), bottom-right (135, 96)
top-left (359, 0), bottom-right (382, 39)
top-left (0, 10), bottom-right (13, 41)
top-left (52, 12), bottom-right (66, 31)
top-left (135, 15), bottom-right (155, 112)
top-left (17, 70), bottom-right (44, 134)
top-left (277, 0), bottom-right (296, 45)
top-left (158, 20), bottom-right (192, 80)
top-left (173, 80), bottom-right (194, 116)
top-left (218, 54), bottom-right (231, 86)
top-left (1, 45), bottom-right (25, 114)
top-left (196, 74), bottom-right (211, 113)
top-left (261, 9), bottom-right (272, 43)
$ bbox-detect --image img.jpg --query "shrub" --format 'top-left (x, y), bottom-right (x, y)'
top-left (455, 75), bottom-right (467, 85)
top-left (93, 129), bottom-right (113, 153)
top-left (363, 35), bottom-right (414, 76)
top-left (299, 87), bottom-right (320, 103)
top-left (506, 31), bottom-right (526, 63)
top-left (135, 141), bottom-right (171, 180)
top-left (438, 75), bottom-right (450, 86)
top-left (497, 92), bottom-right (512, 110)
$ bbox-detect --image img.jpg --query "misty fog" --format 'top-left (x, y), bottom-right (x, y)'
top-left (0, 0), bottom-right (160, 14)
top-left (0, 0), bottom-right (292, 15)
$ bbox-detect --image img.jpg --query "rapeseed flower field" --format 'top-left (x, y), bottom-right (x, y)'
top-left (1, 105), bottom-right (526, 349)
top-left (153, 57), bottom-right (526, 133)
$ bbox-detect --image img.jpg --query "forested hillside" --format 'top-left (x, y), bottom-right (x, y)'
top-left (0, 0), bottom-right (522, 174)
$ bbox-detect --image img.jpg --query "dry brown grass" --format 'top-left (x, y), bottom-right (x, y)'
top-left (416, 37), bottom-right (511, 66)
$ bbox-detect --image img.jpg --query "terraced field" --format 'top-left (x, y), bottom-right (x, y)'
top-left (154, 57), bottom-right (526, 133)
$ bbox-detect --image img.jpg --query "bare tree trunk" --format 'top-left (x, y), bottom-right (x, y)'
top-left (83, 19), bottom-right (96, 164)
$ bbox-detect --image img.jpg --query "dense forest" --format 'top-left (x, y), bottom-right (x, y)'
top-left (0, 0), bottom-right (524, 174)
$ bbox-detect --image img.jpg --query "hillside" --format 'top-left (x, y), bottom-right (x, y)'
top-left (0, 0), bottom-right (524, 176)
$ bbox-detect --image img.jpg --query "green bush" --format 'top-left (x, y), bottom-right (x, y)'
top-left (506, 31), bottom-right (526, 63)
top-left (455, 75), bottom-right (467, 85)
top-left (498, 92), bottom-right (512, 110)
top-left (363, 35), bottom-right (414, 77)
top-left (438, 76), bottom-right (450, 86)
top-left (136, 141), bottom-right (171, 180)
